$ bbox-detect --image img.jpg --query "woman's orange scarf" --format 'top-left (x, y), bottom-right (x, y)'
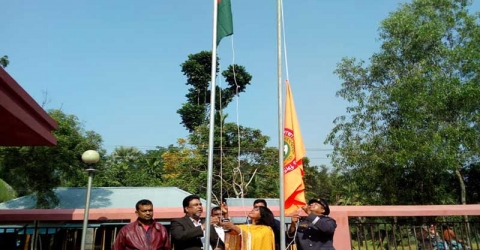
top-left (225, 224), bottom-right (275, 250)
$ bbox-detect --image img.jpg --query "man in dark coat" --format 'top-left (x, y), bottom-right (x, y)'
top-left (170, 195), bottom-right (224, 250)
top-left (288, 198), bottom-right (336, 250)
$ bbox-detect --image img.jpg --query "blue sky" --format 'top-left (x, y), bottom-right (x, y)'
top-left (3, 0), bottom-right (479, 167)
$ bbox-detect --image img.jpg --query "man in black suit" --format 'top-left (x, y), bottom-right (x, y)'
top-left (170, 195), bottom-right (225, 250)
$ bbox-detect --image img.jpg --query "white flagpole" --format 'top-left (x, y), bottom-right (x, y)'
top-left (277, 0), bottom-right (286, 250)
top-left (204, 0), bottom-right (219, 247)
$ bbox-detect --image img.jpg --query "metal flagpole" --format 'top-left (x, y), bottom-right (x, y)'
top-left (277, 0), bottom-right (286, 249)
top-left (204, 0), bottom-right (219, 247)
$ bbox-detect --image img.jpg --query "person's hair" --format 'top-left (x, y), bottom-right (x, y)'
top-left (182, 194), bottom-right (201, 213)
top-left (256, 206), bottom-right (279, 244)
top-left (135, 199), bottom-right (153, 210)
top-left (253, 199), bottom-right (267, 207)
top-left (256, 206), bottom-right (276, 229)
top-left (211, 206), bottom-right (221, 214)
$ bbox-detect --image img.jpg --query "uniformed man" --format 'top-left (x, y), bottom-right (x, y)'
top-left (288, 198), bottom-right (336, 250)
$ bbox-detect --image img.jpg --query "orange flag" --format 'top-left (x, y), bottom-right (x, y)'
top-left (284, 80), bottom-right (306, 215)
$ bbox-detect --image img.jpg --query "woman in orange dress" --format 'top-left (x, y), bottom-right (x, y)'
top-left (221, 206), bottom-right (276, 250)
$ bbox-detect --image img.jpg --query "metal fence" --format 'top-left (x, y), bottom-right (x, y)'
top-left (1, 216), bottom-right (479, 250)
top-left (0, 222), bottom-right (129, 250)
top-left (349, 217), bottom-right (480, 250)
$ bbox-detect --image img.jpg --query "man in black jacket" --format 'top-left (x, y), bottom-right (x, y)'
top-left (170, 195), bottom-right (224, 250)
top-left (288, 198), bottom-right (336, 250)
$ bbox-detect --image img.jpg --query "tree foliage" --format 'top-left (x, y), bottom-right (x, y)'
top-left (170, 50), bottom-right (280, 200)
top-left (463, 162), bottom-right (480, 203)
top-left (0, 55), bottom-right (9, 68)
top-left (162, 139), bottom-right (207, 195)
top-left (95, 146), bottom-right (144, 187)
top-left (177, 51), bottom-right (252, 132)
top-left (0, 109), bottom-right (104, 208)
top-left (162, 124), bottom-right (279, 200)
top-left (326, 0), bottom-right (480, 205)
top-left (302, 158), bottom-right (335, 202)
top-left (0, 179), bottom-right (17, 203)
top-left (95, 146), bottom-right (167, 187)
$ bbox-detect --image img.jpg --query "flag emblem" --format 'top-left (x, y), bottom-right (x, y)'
top-left (284, 128), bottom-right (296, 173)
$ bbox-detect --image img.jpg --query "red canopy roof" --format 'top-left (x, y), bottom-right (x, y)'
top-left (0, 67), bottom-right (58, 146)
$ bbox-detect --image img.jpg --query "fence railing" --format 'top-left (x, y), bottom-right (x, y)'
top-left (1, 205), bottom-right (480, 249)
top-left (349, 219), bottom-right (480, 250)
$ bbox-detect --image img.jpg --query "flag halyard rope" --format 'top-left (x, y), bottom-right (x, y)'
top-left (281, 0), bottom-right (290, 82)
top-left (230, 34), bottom-right (250, 221)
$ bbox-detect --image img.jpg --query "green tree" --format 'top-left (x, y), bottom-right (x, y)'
top-left (0, 55), bottom-right (9, 68)
top-left (142, 146), bottom-right (168, 185)
top-left (326, 0), bottom-right (480, 205)
top-left (302, 158), bottom-right (335, 202)
top-left (96, 146), bottom-right (144, 187)
top-left (59, 130), bottom-right (105, 187)
top-left (190, 123), bottom-right (278, 198)
top-left (0, 109), bottom-right (104, 208)
top-left (177, 51), bottom-right (252, 132)
top-left (171, 50), bottom-right (276, 200)
top-left (248, 147), bottom-right (279, 198)
top-left (463, 163), bottom-right (480, 204)
top-left (0, 179), bottom-right (17, 203)
top-left (162, 139), bottom-right (206, 195)
top-left (162, 124), bottom-right (278, 200)
top-left (96, 146), bottom-right (168, 187)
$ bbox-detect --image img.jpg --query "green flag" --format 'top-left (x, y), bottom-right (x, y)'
top-left (217, 0), bottom-right (233, 46)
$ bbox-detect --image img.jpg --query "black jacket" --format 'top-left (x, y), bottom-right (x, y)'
top-left (294, 214), bottom-right (336, 250)
top-left (170, 216), bottom-right (225, 250)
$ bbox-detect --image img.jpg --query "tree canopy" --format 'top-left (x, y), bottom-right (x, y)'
top-left (177, 51), bottom-right (252, 132)
top-left (0, 55), bottom-right (9, 68)
top-left (326, 0), bottom-right (480, 205)
top-left (0, 109), bottom-right (104, 208)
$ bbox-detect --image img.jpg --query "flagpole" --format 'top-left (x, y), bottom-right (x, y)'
top-left (205, 0), bottom-right (219, 247)
top-left (277, 0), bottom-right (286, 249)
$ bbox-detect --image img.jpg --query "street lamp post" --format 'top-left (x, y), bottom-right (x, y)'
top-left (80, 150), bottom-right (100, 250)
